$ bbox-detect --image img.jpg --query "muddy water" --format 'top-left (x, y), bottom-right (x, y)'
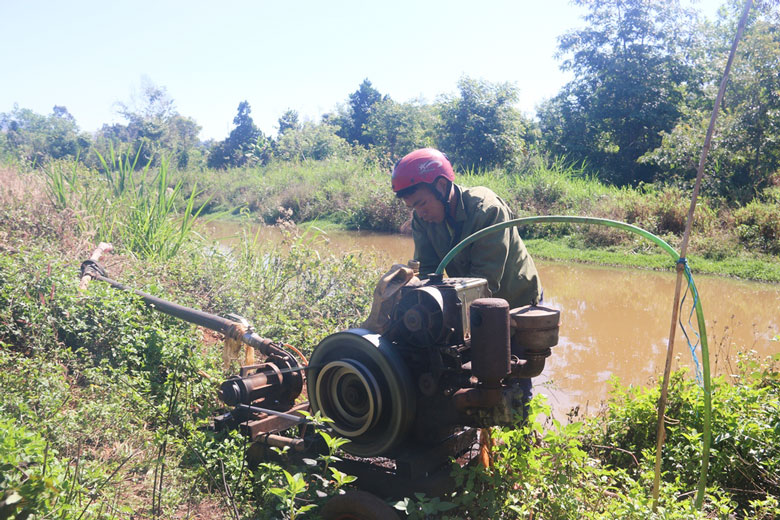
top-left (207, 221), bottom-right (780, 417)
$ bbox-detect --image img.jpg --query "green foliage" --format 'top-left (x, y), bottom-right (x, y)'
top-left (581, 354), bottom-right (780, 515)
top-left (274, 122), bottom-right (350, 162)
top-left (208, 100), bottom-right (271, 169)
top-left (243, 414), bottom-right (360, 519)
top-left (162, 153), bottom-right (778, 275)
top-left (435, 359), bottom-right (780, 519)
top-left (642, 4), bottom-right (780, 201)
top-left (0, 247), bottom-right (225, 517)
top-left (439, 397), bottom-right (719, 519)
top-left (394, 492), bottom-right (457, 519)
top-left (0, 418), bottom-right (72, 520)
top-left (331, 78), bottom-right (383, 147)
top-left (0, 104), bottom-right (89, 164)
top-left (365, 98), bottom-right (437, 165)
top-left (734, 199), bottom-right (780, 254)
top-left (438, 76), bottom-right (533, 171)
top-left (277, 109), bottom-right (301, 135)
top-left (267, 470), bottom-right (317, 519)
top-left (99, 78), bottom-right (202, 170)
top-left (539, 0), bottom-right (700, 185)
top-left (43, 151), bottom-right (209, 260)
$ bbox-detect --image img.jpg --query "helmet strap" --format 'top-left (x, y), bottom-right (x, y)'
top-left (432, 178), bottom-right (452, 206)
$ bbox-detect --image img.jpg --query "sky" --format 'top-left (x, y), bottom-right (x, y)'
top-left (1, 0), bottom-right (726, 141)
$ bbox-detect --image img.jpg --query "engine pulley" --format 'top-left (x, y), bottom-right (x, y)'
top-left (308, 329), bottom-right (416, 457)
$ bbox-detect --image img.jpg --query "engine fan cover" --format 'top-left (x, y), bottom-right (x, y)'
top-left (308, 329), bottom-right (416, 457)
top-left (393, 286), bottom-right (445, 347)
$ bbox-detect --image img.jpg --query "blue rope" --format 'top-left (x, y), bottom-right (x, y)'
top-left (678, 258), bottom-right (703, 387)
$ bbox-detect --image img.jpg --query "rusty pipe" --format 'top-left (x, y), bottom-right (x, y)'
top-left (453, 387), bottom-right (502, 410)
top-left (509, 353), bottom-right (549, 379)
top-left (86, 272), bottom-right (292, 362)
top-left (236, 404), bottom-right (311, 425)
top-left (252, 433), bottom-right (307, 452)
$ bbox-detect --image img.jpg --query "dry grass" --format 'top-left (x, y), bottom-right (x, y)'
top-left (0, 166), bottom-right (93, 257)
top-left (0, 167), bottom-right (51, 216)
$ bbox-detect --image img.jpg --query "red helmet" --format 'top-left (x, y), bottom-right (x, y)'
top-left (391, 148), bottom-right (455, 193)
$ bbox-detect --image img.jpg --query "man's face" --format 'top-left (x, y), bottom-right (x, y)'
top-left (402, 186), bottom-right (445, 223)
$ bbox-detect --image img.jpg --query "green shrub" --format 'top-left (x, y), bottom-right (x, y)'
top-left (343, 185), bottom-right (409, 232)
top-left (734, 200), bottom-right (780, 254)
top-left (442, 397), bottom-right (720, 519)
top-left (0, 418), bottom-right (73, 520)
top-left (581, 353), bottom-right (780, 515)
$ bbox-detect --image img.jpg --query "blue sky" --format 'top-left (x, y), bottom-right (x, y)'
top-left (1, 0), bottom-right (725, 141)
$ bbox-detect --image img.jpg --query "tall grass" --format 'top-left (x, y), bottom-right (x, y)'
top-left (43, 149), bottom-right (209, 261)
top-left (94, 142), bottom-right (146, 198)
top-left (174, 156), bottom-right (410, 231)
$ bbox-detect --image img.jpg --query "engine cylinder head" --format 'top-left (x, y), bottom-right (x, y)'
top-left (470, 298), bottom-right (511, 388)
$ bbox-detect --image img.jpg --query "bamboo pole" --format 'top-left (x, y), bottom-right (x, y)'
top-left (651, 0), bottom-right (753, 510)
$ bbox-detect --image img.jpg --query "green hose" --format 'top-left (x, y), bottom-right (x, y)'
top-left (434, 215), bottom-right (712, 508)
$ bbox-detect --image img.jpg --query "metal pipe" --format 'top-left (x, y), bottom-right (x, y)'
top-left (90, 273), bottom-right (291, 361)
top-left (236, 404), bottom-right (311, 425)
top-left (509, 355), bottom-right (547, 379)
top-left (252, 433), bottom-right (307, 452)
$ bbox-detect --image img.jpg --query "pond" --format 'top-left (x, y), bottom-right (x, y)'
top-left (207, 221), bottom-right (780, 418)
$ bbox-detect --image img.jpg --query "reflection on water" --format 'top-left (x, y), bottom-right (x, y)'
top-left (535, 264), bottom-right (779, 416)
top-left (207, 221), bottom-right (780, 417)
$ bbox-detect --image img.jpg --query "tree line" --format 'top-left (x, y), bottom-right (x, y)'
top-left (1, 0), bottom-right (778, 203)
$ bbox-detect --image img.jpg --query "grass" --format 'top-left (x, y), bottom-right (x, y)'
top-left (41, 152), bottom-right (210, 261)
top-left (526, 237), bottom-right (780, 282)
top-left (31, 149), bottom-right (778, 276)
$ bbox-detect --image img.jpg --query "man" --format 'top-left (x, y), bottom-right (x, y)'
top-left (392, 148), bottom-right (541, 309)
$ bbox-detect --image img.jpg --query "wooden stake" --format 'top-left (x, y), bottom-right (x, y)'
top-left (78, 242), bottom-right (113, 292)
top-left (652, 0), bottom-right (753, 510)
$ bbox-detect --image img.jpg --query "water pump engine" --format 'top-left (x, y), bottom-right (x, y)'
top-left (306, 275), bottom-right (559, 458)
top-left (80, 246), bottom-right (559, 501)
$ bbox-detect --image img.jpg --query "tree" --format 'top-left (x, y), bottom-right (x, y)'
top-left (208, 101), bottom-right (269, 169)
top-left (365, 98), bottom-right (437, 164)
top-left (641, 1), bottom-right (780, 201)
top-left (332, 79), bottom-right (383, 147)
top-left (96, 79), bottom-right (201, 169)
top-left (438, 76), bottom-right (532, 171)
top-left (0, 105), bottom-right (88, 163)
top-left (538, 0), bottom-right (700, 185)
top-left (116, 78), bottom-right (177, 127)
top-left (277, 109), bottom-right (301, 136)
top-left (274, 122), bottom-right (349, 162)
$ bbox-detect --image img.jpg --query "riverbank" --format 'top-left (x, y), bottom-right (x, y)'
top-left (526, 237), bottom-right (780, 282)
top-left (14, 155), bottom-right (780, 281)
top-left (293, 219), bottom-right (780, 282)
top-left (166, 156), bottom-right (780, 282)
